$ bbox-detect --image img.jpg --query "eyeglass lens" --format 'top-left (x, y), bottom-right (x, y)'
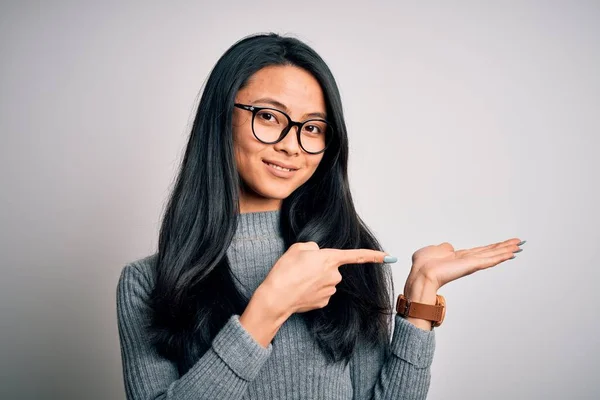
top-left (253, 109), bottom-right (330, 153)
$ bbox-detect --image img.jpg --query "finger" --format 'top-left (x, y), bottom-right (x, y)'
top-left (324, 248), bottom-right (391, 267)
top-left (437, 242), bottom-right (454, 251)
top-left (458, 238), bottom-right (521, 256)
top-left (477, 251), bottom-right (518, 270)
top-left (445, 251), bottom-right (516, 279)
top-left (472, 244), bottom-right (521, 259)
top-left (471, 238), bottom-right (522, 255)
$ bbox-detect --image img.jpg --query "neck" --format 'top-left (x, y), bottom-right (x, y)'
top-left (239, 202), bottom-right (281, 214)
top-left (238, 186), bottom-right (282, 214)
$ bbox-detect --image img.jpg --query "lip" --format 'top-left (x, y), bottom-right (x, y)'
top-left (263, 160), bottom-right (298, 178)
top-left (262, 159), bottom-right (299, 171)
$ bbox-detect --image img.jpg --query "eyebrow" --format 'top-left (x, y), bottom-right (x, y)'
top-left (251, 97), bottom-right (327, 120)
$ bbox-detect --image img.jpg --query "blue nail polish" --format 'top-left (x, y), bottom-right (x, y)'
top-left (509, 255), bottom-right (516, 259)
top-left (513, 248), bottom-right (523, 253)
top-left (517, 240), bottom-right (527, 246)
top-left (384, 256), bottom-right (398, 263)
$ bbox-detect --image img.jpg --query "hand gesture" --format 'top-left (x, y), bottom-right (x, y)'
top-left (405, 238), bottom-right (526, 292)
top-left (262, 241), bottom-right (392, 315)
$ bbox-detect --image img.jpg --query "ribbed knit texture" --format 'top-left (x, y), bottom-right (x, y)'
top-left (116, 209), bottom-right (436, 399)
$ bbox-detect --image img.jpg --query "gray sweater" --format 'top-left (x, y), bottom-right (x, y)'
top-left (116, 209), bottom-right (436, 399)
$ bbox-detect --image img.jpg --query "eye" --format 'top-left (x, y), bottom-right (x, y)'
top-left (302, 122), bottom-right (327, 135)
top-left (257, 110), bottom-right (279, 123)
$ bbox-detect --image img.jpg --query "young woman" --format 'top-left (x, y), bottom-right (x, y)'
top-left (116, 32), bottom-right (525, 400)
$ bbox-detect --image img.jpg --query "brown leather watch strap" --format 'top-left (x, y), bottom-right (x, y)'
top-left (396, 294), bottom-right (446, 327)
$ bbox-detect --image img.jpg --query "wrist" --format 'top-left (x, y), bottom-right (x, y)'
top-left (400, 277), bottom-right (439, 331)
top-left (239, 285), bottom-right (290, 348)
top-left (253, 283), bottom-right (292, 324)
top-left (404, 276), bottom-right (438, 305)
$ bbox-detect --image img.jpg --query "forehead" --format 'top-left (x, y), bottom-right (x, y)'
top-left (238, 65), bottom-right (326, 118)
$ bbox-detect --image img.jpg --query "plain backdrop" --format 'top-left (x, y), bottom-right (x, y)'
top-left (1, 1), bottom-right (599, 399)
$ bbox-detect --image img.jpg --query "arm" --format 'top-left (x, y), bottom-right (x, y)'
top-left (349, 264), bottom-right (436, 400)
top-left (116, 262), bottom-right (282, 400)
top-left (351, 238), bottom-right (520, 399)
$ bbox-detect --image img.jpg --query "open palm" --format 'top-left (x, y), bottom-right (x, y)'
top-left (407, 238), bottom-right (525, 291)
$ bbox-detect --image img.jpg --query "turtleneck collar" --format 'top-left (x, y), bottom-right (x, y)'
top-left (234, 209), bottom-right (282, 240)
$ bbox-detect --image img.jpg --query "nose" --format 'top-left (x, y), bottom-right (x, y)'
top-left (274, 124), bottom-right (302, 154)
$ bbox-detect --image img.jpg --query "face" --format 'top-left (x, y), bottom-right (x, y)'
top-left (232, 65), bottom-right (327, 213)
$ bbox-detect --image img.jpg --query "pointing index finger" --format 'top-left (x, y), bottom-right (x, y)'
top-left (327, 248), bottom-right (398, 267)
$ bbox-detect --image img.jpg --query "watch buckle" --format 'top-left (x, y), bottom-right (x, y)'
top-left (402, 297), bottom-right (412, 315)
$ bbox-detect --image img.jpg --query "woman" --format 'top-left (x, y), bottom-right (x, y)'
top-left (116, 32), bottom-right (525, 399)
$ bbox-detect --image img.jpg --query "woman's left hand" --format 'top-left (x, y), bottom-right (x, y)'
top-left (404, 237), bottom-right (525, 293)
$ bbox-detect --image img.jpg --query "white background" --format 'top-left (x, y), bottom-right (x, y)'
top-left (1, 1), bottom-right (598, 399)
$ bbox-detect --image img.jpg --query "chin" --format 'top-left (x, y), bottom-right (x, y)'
top-left (257, 186), bottom-right (294, 200)
top-left (243, 173), bottom-right (306, 199)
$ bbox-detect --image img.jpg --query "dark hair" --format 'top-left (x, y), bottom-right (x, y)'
top-left (149, 32), bottom-right (394, 374)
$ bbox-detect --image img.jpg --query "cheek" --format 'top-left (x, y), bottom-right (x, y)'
top-left (295, 156), bottom-right (323, 185)
top-left (307, 153), bottom-right (324, 171)
top-left (233, 125), bottom-right (256, 162)
top-left (233, 127), bottom-right (266, 182)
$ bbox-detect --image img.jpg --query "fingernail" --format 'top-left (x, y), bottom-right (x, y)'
top-left (509, 255), bottom-right (516, 260)
top-left (513, 248), bottom-right (523, 253)
top-left (517, 240), bottom-right (527, 246)
top-left (384, 256), bottom-right (398, 263)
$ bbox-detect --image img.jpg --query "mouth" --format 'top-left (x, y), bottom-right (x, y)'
top-left (263, 160), bottom-right (299, 177)
top-left (262, 159), bottom-right (299, 172)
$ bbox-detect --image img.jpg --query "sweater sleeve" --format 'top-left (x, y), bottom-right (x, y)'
top-left (349, 274), bottom-right (436, 399)
top-left (116, 262), bottom-right (273, 400)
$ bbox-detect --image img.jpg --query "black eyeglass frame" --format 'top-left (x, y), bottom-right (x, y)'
top-left (233, 103), bottom-right (333, 155)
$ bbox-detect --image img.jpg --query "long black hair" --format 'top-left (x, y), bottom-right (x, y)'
top-left (149, 32), bottom-right (395, 375)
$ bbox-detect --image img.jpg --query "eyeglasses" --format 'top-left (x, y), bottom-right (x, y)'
top-left (234, 103), bottom-right (333, 154)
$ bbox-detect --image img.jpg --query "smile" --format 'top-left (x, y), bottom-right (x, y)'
top-left (263, 160), bottom-right (298, 177)
top-left (265, 161), bottom-right (294, 171)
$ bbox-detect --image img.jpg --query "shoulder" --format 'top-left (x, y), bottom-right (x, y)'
top-left (120, 253), bottom-right (158, 283)
top-left (116, 253), bottom-right (159, 304)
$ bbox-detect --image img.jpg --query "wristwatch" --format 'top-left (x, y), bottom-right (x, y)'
top-left (396, 294), bottom-right (446, 327)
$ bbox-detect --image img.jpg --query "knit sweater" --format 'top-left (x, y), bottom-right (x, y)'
top-left (116, 209), bottom-right (436, 400)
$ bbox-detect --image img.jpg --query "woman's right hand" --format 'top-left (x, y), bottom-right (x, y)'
top-left (259, 241), bottom-right (392, 315)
